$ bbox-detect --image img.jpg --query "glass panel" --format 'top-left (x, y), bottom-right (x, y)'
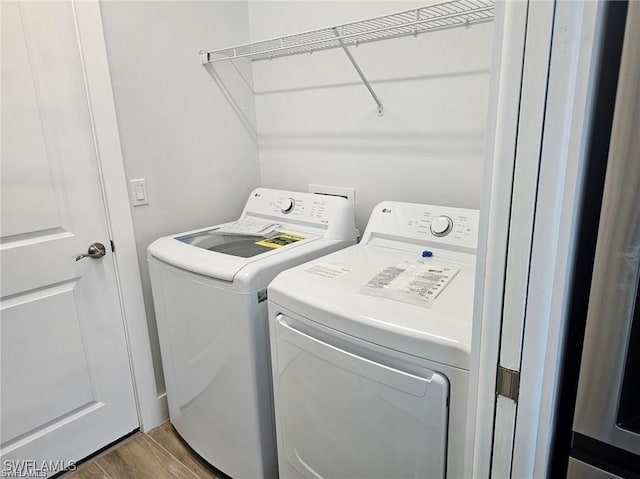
top-left (176, 230), bottom-right (274, 258)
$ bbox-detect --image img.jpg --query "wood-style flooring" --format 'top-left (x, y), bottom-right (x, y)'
top-left (66, 422), bottom-right (225, 479)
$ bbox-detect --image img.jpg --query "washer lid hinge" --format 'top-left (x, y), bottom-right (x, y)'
top-left (257, 289), bottom-right (268, 303)
top-left (496, 366), bottom-right (520, 402)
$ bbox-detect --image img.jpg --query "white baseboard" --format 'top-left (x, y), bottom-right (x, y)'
top-left (140, 393), bottom-right (168, 433)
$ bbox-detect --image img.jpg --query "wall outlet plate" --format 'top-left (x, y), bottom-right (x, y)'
top-left (308, 184), bottom-right (355, 208)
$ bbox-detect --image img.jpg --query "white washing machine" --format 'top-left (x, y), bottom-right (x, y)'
top-left (148, 188), bottom-right (357, 479)
top-left (268, 201), bottom-right (479, 479)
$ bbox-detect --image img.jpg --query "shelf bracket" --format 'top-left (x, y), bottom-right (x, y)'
top-left (199, 49), bottom-right (210, 64)
top-left (332, 28), bottom-right (383, 117)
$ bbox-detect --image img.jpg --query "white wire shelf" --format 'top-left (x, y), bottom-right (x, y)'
top-left (200, 0), bottom-right (495, 64)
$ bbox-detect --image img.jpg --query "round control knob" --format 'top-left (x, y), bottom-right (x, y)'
top-left (430, 215), bottom-right (453, 237)
top-left (281, 198), bottom-right (295, 214)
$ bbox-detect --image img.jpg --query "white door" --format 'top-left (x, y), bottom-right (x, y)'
top-left (1, 0), bottom-right (138, 475)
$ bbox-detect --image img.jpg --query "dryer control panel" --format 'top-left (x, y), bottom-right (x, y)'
top-left (361, 202), bottom-right (480, 252)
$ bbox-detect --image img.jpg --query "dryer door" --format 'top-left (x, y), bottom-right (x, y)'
top-left (272, 313), bottom-right (449, 479)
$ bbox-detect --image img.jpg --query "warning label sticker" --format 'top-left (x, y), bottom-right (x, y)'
top-left (304, 262), bottom-right (352, 279)
top-left (255, 233), bottom-right (306, 249)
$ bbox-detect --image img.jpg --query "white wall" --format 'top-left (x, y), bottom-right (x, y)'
top-left (100, 0), bottom-right (260, 393)
top-left (249, 1), bottom-right (493, 233)
top-left (99, 0), bottom-right (493, 398)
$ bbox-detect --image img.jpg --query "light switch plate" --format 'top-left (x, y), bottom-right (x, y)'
top-left (129, 178), bottom-right (149, 206)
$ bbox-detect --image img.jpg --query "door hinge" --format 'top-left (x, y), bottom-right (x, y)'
top-left (110, 240), bottom-right (115, 252)
top-left (496, 366), bottom-right (520, 402)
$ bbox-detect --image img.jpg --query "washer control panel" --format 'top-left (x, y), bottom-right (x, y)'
top-left (269, 195), bottom-right (329, 223)
top-left (243, 188), bottom-right (349, 227)
top-left (362, 202), bottom-right (480, 251)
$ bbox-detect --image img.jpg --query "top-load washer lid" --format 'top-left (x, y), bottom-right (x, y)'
top-left (149, 226), bottom-right (319, 282)
top-left (268, 201), bottom-right (480, 371)
top-left (147, 188), bottom-right (358, 282)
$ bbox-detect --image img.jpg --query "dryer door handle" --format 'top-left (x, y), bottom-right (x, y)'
top-left (275, 313), bottom-right (445, 397)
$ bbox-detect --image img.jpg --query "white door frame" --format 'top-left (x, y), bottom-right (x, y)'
top-left (72, 0), bottom-right (167, 432)
top-left (490, 1), bottom-right (556, 476)
top-left (469, 1), bottom-right (609, 477)
top-left (512, 2), bottom-right (606, 477)
top-left (466, 1), bottom-right (530, 476)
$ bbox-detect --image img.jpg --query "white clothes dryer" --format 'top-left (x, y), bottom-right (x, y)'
top-left (267, 201), bottom-right (479, 479)
top-left (148, 188), bottom-right (357, 479)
